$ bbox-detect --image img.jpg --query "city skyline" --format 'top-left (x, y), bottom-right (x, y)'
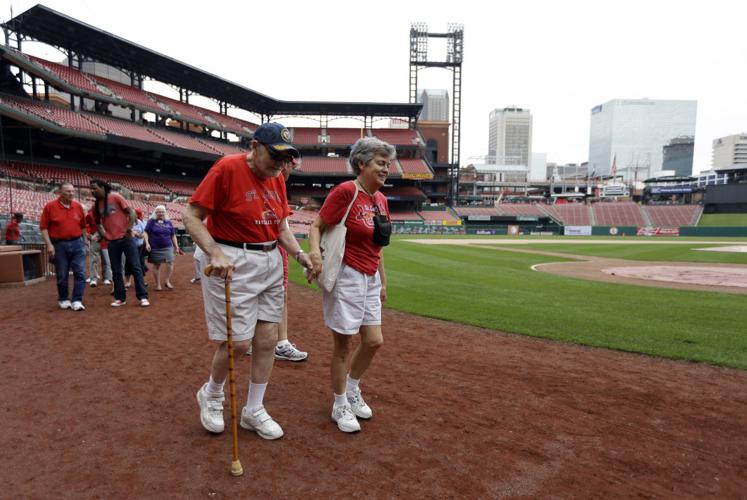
top-left (3, 0), bottom-right (745, 174)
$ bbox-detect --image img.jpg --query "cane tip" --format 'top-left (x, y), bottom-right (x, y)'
top-left (231, 460), bottom-right (244, 476)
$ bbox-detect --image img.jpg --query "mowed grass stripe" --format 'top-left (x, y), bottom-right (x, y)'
top-left (512, 242), bottom-right (747, 264)
top-left (289, 240), bottom-right (747, 369)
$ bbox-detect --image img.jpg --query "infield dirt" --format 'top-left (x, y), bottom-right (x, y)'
top-left (1, 254), bottom-right (745, 498)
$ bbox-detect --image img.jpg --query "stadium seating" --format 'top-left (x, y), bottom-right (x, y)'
top-left (297, 157), bottom-right (349, 174)
top-left (543, 204), bottom-right (592, 225)
top-left (370, 128), bottom-right (420, 146)
top-left (645, 205), bottom-right (702, 226)
top-left (87, 74), bottom-right (165, 111)
top-left (390, 211), bottom-right (422, 221)
top-left (80, 113), bottom-right (171, 145)
top-left (381, 186), bottom-right (427, 199)
top-left (592, 202), bottom-right (645, 226)
top-left (0, 162), bottom-right (36, 180)
top-left (291, 127), bottom-right (322, 145)
top-left (159, 179), bottom-right (200, 196)
top-left (0, 187), bottom-right (56, 221)
top-left (14, 162), bottom-right (91, 187)
top-left (327, 128), bottom-right (367, 145)
top-left (146, 127), bottom-right (221, 155)
top-left (27, 55), bottom-right (105, 97)
top-left (494, 204), bottom-right (546, 217)
top-left (0, 95), bottom-right (106, 136)
top-left (453, 207), bottom-right (499, 217)
top-left (418, 210), bottom-right (459, 222)
top-left (397, 158), bottom-right (432, 176)
top-left (90, 171), bottom-right (169, 194)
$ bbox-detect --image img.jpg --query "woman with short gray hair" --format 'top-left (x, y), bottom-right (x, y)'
top-left (308, 136), bottom-right (395, 433)
top-left (144, 205), bottom-right (180, 290)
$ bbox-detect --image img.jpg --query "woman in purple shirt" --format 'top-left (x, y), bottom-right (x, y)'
top-left (144, 205), bottom-right (180, 290)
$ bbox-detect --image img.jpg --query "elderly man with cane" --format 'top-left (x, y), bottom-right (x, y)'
top-left (185, 123), bottom-right (312, 444)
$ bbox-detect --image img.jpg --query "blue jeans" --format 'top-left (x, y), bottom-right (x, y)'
top-left (53, 238), bottom-right (86, 302)
top-left (108, 237), bottom-right (148, 302)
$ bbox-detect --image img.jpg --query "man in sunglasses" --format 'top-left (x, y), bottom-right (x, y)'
top-left (185, 122), bottom-right (313, 440)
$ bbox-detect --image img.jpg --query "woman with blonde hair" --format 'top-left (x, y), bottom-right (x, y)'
top-left (144, 205), bottom-right (180, 290)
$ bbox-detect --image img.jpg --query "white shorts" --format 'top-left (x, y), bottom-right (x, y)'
top-left (198, 243), bottom-right (284, 342)
top-left (323, 263), bottom-right (382, 335)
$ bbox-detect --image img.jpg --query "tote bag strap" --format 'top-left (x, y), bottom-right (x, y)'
top-left (339, 181), bottom-right (360, 226)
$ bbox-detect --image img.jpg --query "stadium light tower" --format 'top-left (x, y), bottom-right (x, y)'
top-left (409, 22), bottom-right (464, 206)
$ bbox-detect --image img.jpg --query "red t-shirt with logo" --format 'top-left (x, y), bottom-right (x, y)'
top-left (96, 193), bottom-right (131, 240)
top-left (5, 220), bottom-right (20, 242)
top-left (40, 198), bottom-right (87, 240)
top-left (319, 181), bottom-right (389, 276)
top-left (190, 153), bottom-right (290, 242)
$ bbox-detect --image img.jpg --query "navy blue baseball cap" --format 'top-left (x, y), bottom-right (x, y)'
top-left (252, 122), bottom-right (299, 158)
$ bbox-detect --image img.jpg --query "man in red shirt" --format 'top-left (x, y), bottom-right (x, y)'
top-left (185, 122), bottom-right (312, 440)
top-left (4, 212), bottom-right (23, 244)
top-left (90, 179), bottom-right (149, 307)
top-left (40, 183), bottom-right (88, 311)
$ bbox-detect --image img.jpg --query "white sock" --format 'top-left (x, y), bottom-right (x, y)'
top-left (277, 339), bottom-right (291, 348)
top-left (206, 375), bottom-right (225, 395)
top-left (246, 382), bottom-right (268, 412)
top-left (345, 375), bottom-right (360, 396)
top-left (334, 393), bottom-right (348, 407)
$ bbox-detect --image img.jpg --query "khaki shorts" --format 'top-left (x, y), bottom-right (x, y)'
top-left (322, 263), bottom-right (382, 335)
top-left (197, 243), bottom-right (284, 342)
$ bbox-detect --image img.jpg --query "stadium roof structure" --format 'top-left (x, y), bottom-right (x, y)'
top-left (2, 4), bottom-right (422, 119)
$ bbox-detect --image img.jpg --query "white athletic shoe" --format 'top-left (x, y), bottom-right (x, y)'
top-left (347, 388), bottom-right (372, 419)
top-left (110, 300), bottom-right (126, 307)
top-left (140, 298), bottom-right (150, 307)
top-left (103, 279), bottom-right (112, 285)
top-left (240, 405), bottom-right (284, 440)
top-left (274, 343), bottom-right (308, 362)
top-left (85, 278), bottom-right (91, 283)
top-left (71, 301), bottom-right (86, 311)
top-left (58, 300), bottom-right (72, 310)
top-left (196, 383), bottom-right (225, 434)
top-left (89, 280), bottom-right (97, 288)
top-left (331, 403), bottom-right (361, 433)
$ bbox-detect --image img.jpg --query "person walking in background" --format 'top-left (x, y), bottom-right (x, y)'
top-left (4, 212), bottom-right (23, 245)
top-left (90, 179), bottom-right (149, 307)
top-left (184, 122), bottom-right (312, 440)
top-left (125, 208), bottom-right (148, 288)
top-left (85, 210), bottom-right (112, 287)
top-left (40, 183), bottom-right (88, 311)
top-left (308, 137), bottom-right (394, 433)
top-left (144, 205), bottom-right (180, 290)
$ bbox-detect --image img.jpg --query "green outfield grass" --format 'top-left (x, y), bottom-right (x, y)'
top-left (699, 213), bottom-right (747, 226)
top-left (510, 242), bottom-right (747, 264)
top-left (289, 238), bottom-right (747, 369)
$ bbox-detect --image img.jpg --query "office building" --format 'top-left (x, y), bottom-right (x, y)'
top-left (588, 99), bottom-right (697, 181)
top-left (488, 106), bottom-right (532, 166)
top-left (712, 133), bottom-right (747, 169)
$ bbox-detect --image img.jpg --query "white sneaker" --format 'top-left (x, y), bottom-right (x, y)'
top-left (58, 300), bottom-right (72, 310)
top-left (190, 277), bottom-right (201, 284)
top-left (331, 403), bottom-right (361, 433)
top-left (196, 383), bottom-right (224, 433)
top-left (85, 278), bottom-right (91, 283)
top-left (140, 298), bottom-right (150, 307)
top-left (71, 301), bottom-right (85, 311)
top-left (110, 300), bottom-right (126, 307)
top-left (347, 388), bottom-right (372, 419)
top-left (240, 405), bottom-right (284, 440)
top-left (103, 279), bottom-right (112, 285)
top-left (89, 280), bottom-right (97, 288)
top-left (274, 343), bottom-right (308, 362)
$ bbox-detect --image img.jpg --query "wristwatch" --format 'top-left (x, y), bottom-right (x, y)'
top-left (295, 249), bottom-right (305, 262)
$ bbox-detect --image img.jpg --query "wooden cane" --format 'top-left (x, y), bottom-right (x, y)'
top-left (204, 264), bottom-right (243, 477)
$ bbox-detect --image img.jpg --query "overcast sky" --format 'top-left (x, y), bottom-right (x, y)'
top-left (5, 0), bottom-right (746, 173)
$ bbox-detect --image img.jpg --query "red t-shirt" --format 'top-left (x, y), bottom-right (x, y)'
top-left (95, 193), bottom-right (131, 240)
top-left (319, 181), bottom-right (389, 276)
top-left (40, 198), bottom-right (86, 240)
top-left (86, 211), bottom-right (108, 249)
top-left (5, 220), bottom-right (20, 242)
top-left (190, 154), bottom-right (290, 242)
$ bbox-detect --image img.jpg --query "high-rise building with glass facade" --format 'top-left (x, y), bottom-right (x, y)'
top-left (488, 107), bottom-right (532, 166)
top-left (588, 99), bottom-right (697, 181)
top-left (418, 89), bottom-right (449, 122)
